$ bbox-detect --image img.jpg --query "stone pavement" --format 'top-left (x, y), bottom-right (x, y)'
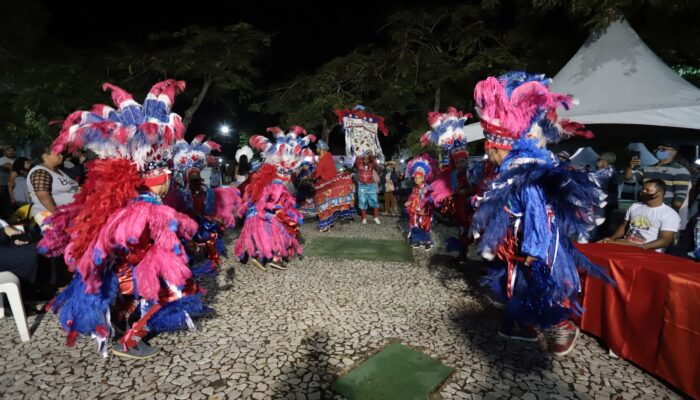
top-left (0, 216), bottom-right (683, 399)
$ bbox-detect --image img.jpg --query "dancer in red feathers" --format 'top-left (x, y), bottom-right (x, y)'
top-left (39, 80), bottom-right (211, 359)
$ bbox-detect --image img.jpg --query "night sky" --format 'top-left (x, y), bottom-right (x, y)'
top-left (31, 1), bottom-right (440, 143)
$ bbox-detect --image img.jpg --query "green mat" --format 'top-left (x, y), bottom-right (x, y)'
top-left (333, 343), bottom-right (454, 400)
top-left (303, 237), bottom-right (413, 263)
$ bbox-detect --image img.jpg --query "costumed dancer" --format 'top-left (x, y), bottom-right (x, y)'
top-left (312, 139), bottom-right (356, 232)
top-left (166, 136), bottom-right (241, 268)
top-left (404, 154), bottom-right (439, 249)
top-left (39, 80), bottom-right (210, 359)
top-left (355, 151), bottom-right (381, 225)
top-left (295, 153), bottom-right (317, 217)
top-left (234, 145), bottom-right (254, 186)
top-left (470, 71), bottom-right (614, 356)
top-left (420, 107), bottom-right (476, 262)
top-left (234, 126), bottom-right (315, 271)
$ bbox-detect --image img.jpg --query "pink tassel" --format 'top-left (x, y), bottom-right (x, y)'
top-left (102, 83), bottom-right (134, 108)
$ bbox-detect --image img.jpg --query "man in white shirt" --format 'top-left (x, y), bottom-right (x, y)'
top-left (599, 179), bottom-right (680, 252)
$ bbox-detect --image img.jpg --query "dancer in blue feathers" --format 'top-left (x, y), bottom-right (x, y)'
top-left (470, 71), bottom-right (614, 357)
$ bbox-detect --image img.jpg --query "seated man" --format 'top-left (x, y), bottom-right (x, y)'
top-left (599, 179), bottom-right (680, 252)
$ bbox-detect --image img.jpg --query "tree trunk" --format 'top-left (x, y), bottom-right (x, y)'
top-left (433, 86), bottom-right (441, 112)
top-left (321, 119), bottom-right (332, 143)
top-left (182, 76), bottom-right (213, 129)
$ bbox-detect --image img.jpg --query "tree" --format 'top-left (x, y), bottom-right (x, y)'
top-left (258, 48), bottom-right (387, 142)
top-left (116, 23), bottom-right (270, 130)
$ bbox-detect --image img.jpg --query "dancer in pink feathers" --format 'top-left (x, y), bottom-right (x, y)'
top-left (39, 80), bottom-right (210, 360)
top-left (234, 126), bottom-right (316, 271)
top-left (165, 136), bottom-right (241, 268)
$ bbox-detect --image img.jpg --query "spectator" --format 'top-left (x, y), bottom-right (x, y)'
top-left (599, 179), bottom-right (680, 252)
top-left (0, 218), bottom-right (39, 295)
top-left (61, 149), bottom-right (87, 184)
top-left (210, 166), bottom-right (222, 188)
top-left (623, 143), bottom-right (690, 211)
top-left (27, 147), bottom-right (80, 229)
top-left (590, 152), bottom-right (619, 240)
top-left (381, 161), bottom-right (399, 215)
top-left (0, 145), bottom-right (17, 218)
top-left (8, 157), bottom-right (31, 208)
top-left (666, 212), bottom-right (700, 260)
top-left (556, 151), bottom-right (573, 170)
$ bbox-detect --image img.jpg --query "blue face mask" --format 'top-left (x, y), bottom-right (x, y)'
top-left (655, 150), bottom-right (672, 160)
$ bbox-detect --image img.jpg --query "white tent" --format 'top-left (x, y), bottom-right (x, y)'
top-left (569, 147), bottom-right (599, 169)
top-left (627, 142), bottom-right (658, 166)
top-left (463, 19), bottom-right (700, 142)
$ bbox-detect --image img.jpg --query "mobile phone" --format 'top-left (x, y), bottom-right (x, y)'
top-left (630, 151), bottom-right (640, 159)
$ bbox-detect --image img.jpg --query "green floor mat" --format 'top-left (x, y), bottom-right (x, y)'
top-left (333, 343), bottom-right (454, 400)
top-left (303, 237), bottom-right (413, 263)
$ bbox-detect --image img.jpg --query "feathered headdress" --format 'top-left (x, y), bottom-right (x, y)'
top-left (420, 106), bottom-right (472, 165)
top-left (172, 135), bottom-right (220, 184)
top-left (474, 71), bottom-right (592, 150)
top-left (406, 153), bottom-right (438, 182)
top-left (249, 126), bottom-right (316, 176)
top-left (235, 145), bottom-right (254, 163)
top-left (52, 79), bottom-right (187, 185)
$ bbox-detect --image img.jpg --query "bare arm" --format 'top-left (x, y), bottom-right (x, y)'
top-left (623, 157), bottom-right (641, 182)
top-left (642, 230), bottom-right (675, 251)
top-left (35, 191), bottom-right (57, 212)
top-left (7, 171), bottom-right (17, 202)
top-left (599, 220), bottom-right (629, 243)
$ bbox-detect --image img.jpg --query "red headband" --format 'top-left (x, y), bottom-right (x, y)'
top-left (142, 168), bottom-right (170, 187)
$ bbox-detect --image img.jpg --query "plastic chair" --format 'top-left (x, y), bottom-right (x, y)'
top-left (0, 272), bottom-right (30, 342)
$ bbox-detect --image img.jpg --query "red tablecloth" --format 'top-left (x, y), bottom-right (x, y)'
top-left (576, 243), bottom-right (700, 399)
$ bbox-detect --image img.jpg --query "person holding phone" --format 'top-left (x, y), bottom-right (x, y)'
top-left (623, 143), bottom-right (690, 212)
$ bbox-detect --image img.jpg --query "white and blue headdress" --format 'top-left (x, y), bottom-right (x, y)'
top-left (53, 80), bottom-right (187, 177)
top-left (249, 126), bottom-right (317, 176)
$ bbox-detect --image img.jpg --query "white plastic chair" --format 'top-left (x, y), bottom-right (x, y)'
top-left (0, 272), bottom-right (30, 342)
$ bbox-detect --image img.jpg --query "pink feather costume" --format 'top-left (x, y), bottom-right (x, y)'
top-left (234, 127), bottom-right (315, 265)
top-left (40, 80), bottom-right (212, 357)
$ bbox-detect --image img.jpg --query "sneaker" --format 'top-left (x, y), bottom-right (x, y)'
top-left (362, 219), bottom-right (367, 224)
top-left (549, 320), bottom-right (580, 356)
top-left (411, 243), bottom-right (421, 248)
top-left (374, 217), bottom-right (381, 225)
top-left (249, 258), bottom-right (267, 272)
top-left (498, 324), bottom-right (539, 342)
top-left (111, 341), bottom-right (160, 360)
top-left (423, 244), bottom-right (433, 251)
top-left (267, 262), bottom-right (288, 271)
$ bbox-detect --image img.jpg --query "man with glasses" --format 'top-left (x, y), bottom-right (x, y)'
top-left (600, 179), bottom-right (680, 252)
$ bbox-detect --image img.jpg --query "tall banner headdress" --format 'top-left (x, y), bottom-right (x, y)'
top-left (334, 105), bottom-right (389, 163)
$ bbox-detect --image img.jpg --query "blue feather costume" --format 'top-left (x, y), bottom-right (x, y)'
top-left (471, 72), bottom-right (613, 329)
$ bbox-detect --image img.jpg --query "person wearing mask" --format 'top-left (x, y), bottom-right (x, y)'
top-left (624, 143), bottom-right (690, 212)
top-left (27, 148), bottom-right (80, 229)
top-left (599, 179), bottom-right (680, 252)
top-left (8, 157), bottom-right (31, 207)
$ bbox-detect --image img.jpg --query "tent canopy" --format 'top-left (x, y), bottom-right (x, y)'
top-left (464, 19), bottom-right (700, 142)
top-left (569, 147), bottom-right (599, 169)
